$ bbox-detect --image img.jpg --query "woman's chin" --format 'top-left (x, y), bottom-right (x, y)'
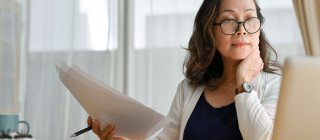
top-left (221, 52), bottom-right (250, 61)
top-left (231, 54), bottom-right (249, 60)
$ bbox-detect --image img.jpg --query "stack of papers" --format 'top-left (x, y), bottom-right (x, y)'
top-left (55, 63), bottom-right (172, 140)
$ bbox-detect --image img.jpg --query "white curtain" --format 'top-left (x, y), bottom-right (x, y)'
top-left (0, 0), bottom-right (22, 115)
top-left (130, 0), bottom-right (203, 117)
top-left (130, 0), bottom-right (204, 137)
top-left (18, 0), bottom-right (119, 140)
top-left (257, 0), bottom-right (306, 65)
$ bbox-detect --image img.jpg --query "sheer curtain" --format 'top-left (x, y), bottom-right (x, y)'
top-left (129, 0), bottom-right (204, 137)
top-left (19, 0), bottom-right (120, 140)
top-left (258, 0), bottom-right (306, 66)
top-left (130, 0), bottom-right (203, 119)
top-left (0, 0), bottom-right (22, 115)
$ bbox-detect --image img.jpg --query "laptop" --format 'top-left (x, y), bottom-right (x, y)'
top-left (272, 56), bottom-right (320, 140)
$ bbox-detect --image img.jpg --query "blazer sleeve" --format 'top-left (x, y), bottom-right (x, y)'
top-left (234, 74), bottom-right (282, 140)
top-left (147, 80), bottom-right (185, 140)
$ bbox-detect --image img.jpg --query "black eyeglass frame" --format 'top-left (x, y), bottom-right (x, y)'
top-left (213, 17), bottom-right (263, 35)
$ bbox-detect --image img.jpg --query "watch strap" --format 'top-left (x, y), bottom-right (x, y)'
top-left (235, 83), bottom-right (254, 95)
top-left (235, 85), bottom-right (245, 95)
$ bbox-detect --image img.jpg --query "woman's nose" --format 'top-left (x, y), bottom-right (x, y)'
top-left (235, 23), bottom-right (247, 35)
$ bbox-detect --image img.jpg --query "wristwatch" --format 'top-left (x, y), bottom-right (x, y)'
top-left (235, 82), bottom-right (254, 95)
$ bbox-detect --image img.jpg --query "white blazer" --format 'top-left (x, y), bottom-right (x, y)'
top-left (148, 72), bottom-right (282, 140)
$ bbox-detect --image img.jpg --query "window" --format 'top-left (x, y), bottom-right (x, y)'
top-left (29, 0), bottom-right (118, 52)
top-left (258, 0), bottom-right (305, 65)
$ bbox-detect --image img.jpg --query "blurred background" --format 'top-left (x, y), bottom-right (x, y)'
top-left (0, 0), bottom-right (314, 139)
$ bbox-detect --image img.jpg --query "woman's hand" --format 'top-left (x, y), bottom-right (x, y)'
top-left (236, 46), bottom-right (264, 88)
top-left (87, 116), bottom-right (128, 140)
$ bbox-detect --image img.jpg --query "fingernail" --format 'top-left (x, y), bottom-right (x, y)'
top-left (112, 127), bottom-right (116, 133)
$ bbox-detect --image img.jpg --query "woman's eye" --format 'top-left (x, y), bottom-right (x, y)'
top-left (246, 16), bottom-right (257, 19)
top-left (223, 18), bottom-right (235, 21)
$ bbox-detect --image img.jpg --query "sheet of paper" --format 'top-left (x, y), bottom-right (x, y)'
top-left (55, 63), bottom-right (172, 140)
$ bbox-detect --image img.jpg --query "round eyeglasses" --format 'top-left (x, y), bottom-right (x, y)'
top-left (213, 17), bottom-right (262, 35)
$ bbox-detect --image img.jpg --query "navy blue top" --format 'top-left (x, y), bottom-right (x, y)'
top-left (183, 92), bottom-right (243, 140)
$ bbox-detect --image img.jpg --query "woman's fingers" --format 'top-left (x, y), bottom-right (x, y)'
top-left (87, 116), bottom-right (120, 140)
top-left (92, 120), bottom-right (102, 137)
top-left (106, 126), bottom-right (117, 140)
top-left (114, 136), bottom-right (128, 140)
top-left (236, 46), bottom-right (263, 86)
top-left (101, 124), bottom-right (116, 139)
top-left (252, 47), bottom-right (263, 70)
top-left (87, 116), bottom-right (93, 127)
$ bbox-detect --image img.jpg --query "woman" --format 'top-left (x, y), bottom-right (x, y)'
top-left (87, 0), bottom-right (283, 139)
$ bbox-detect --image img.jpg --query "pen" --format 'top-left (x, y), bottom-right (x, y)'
top-left (70, 126), bottom-right (92, 138)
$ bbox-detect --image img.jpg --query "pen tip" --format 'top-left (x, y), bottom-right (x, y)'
top-left (70, 134), bottom-right (76, 138)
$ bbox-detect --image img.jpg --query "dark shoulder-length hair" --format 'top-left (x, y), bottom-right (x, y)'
top-left (183, 0), bottom-right (283, 88)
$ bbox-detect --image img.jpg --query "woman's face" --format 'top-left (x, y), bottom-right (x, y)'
top-left (213, 0), bottom-right (260, 61)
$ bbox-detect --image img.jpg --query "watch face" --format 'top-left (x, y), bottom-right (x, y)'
top-left (243, 82), bottom-right (253, 92)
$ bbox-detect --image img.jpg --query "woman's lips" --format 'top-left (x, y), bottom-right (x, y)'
top-left (235, 44), bottom-right (246, 47)
top-left (232, 44), bottom-right (248, 47)
top-left (233, 42), bottom-right (249, 47)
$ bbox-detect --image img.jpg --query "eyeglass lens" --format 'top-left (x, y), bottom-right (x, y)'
top-left (221, 18), bottom-right (260, 35)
